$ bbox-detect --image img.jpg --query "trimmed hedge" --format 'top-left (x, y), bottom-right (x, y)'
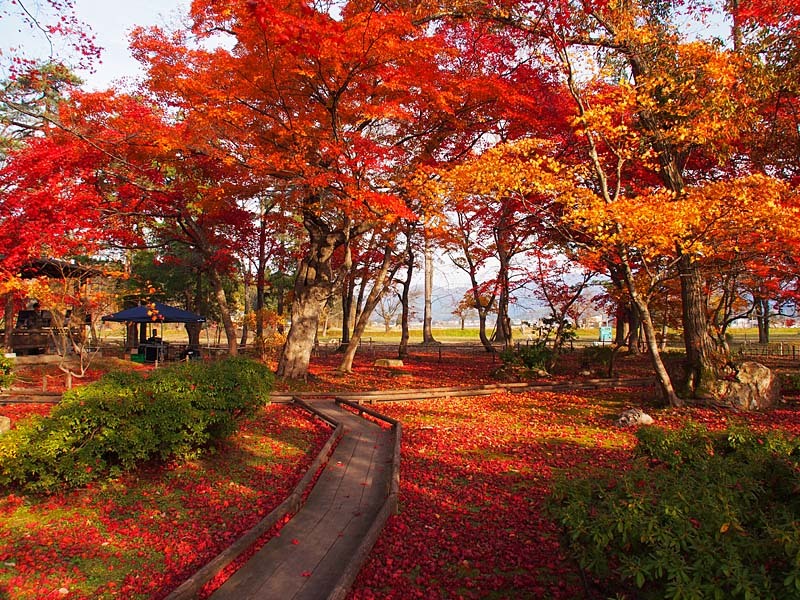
top-left (548, 423), bottom-right (800, 600)
top-left (0, 357), bottom-right (273, 493)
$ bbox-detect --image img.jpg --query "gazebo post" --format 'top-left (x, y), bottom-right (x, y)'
top-left (126, 322), bottom-right (138, 350)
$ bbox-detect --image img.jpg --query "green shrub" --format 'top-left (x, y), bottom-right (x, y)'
top-left (0, 355), bottom-right (15, 390)
top-left (500, 342), bottom-right (553, 372)
top-left (547, 424), bottom-right (800, 600)
top-left (0, 357), bottom-right (273, 493)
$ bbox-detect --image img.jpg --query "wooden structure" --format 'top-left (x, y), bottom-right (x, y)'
top-left (5, 260), bottom-right (99, 356)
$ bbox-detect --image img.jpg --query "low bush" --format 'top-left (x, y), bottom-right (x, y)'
top-left (500, 342), bottom-right (553, 372)
top-left (547, 423), bottom-right (800, 600)
top-left (0, 355), bottom-right (15, 390)
top-left (0, 356), bottom-right (273, 493)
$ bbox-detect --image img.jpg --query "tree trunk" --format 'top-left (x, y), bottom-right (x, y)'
top-left (422, 233), bottom-right (437, 344)
top-left (277, 215), bottom-right (345, 379)
top-left (622, 264), bottom-right (682, 406)
top-left (240, 272), bottom-right (250, 347)
top-left (339, 246), bottom-right (398, 373)
top-left (491, 248), bottom-right (512, 347)
top-left (756, 296), bottom-right (770, 344)
top-left (339, 243), bottom-right (354, 350)
top-left (255, 210), bottom-right (268, 340)
top-left (278, 280), bottom-right (330, 379)
top-left (478, 310), bottom-right (493, 351)
top-left (679, 253), bottom-right (718, 397)
top-left (3, 294), bottom-right (13, 351)
top-left (208, 269), bottom-right (238, 356)
top-left (660, 303), bottom-right (670, 351)
top-left (185, 322), bottom-right (202, 349)
top-left (398, 230), bottom-right (414, 360)
top-left (627, 304), bottom-right (641, 354)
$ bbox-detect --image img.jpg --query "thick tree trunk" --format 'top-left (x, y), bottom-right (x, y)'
top-left (208, 269), bottom-right (238, 356)
top-left (277, 215), bottom-right (345, 380)
top-left (679, 253), bottom-right (718, 397)
top-left (422, 233), bottom-right (438, 344)
top-left (277, 282), bottom-right (330, 379)
top-left (184, 322), bottom-right (201, 351)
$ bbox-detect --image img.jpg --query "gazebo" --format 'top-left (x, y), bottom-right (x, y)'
top-left (102, 302), bottom-right (206, 361)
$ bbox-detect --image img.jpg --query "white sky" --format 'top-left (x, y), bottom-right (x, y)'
top-left (0, 0), bottom-right (189, 89)
top-left (74, 0), bottom-right (190, 89)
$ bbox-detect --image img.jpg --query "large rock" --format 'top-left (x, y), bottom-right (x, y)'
top-left (374, 359), bottom-right (404, 368)
top-left (710, 361), bottom-right (781, 410)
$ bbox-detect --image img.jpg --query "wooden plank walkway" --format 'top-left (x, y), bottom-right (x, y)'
top-left (209, 400), bottom-right (395, 600)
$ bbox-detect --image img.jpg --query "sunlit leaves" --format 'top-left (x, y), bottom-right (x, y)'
top-left (0, 403), bottom-right (329, 598)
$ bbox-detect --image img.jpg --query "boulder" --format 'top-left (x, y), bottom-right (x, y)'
top-left (617, 408), bottom-right (654, 427)
top-left (710, 361), bottom-right (781, 410)
top-left (374, 359), bottom-right (404, 368)
top-left (0, 416), bottom-right (10, 435)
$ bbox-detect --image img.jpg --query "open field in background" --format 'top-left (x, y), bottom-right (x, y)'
top-left (96, 322), bottom-right (800, 346)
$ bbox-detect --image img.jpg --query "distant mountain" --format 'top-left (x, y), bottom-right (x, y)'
top-left (421, 286), bottom-right (548, 326)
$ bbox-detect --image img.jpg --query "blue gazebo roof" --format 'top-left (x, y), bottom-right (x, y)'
top-left (101, 302), bottom-right (206, 324)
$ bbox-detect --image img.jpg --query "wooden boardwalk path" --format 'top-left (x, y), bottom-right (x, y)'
top-left (172, 378), bottom-right (652, 599)
top-left (209, 400), bottom-right (396, 600)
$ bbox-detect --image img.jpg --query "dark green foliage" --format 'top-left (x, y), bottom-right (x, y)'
top-left (500, 342), bottom-right (553, 372)
top-left (0, 357), bottom-right (273, 493)
top-left (781, 372), bottom-right (800, 394)
top-left (581, 344), bottom-right (616, 377)
top-left (548, 424), bottom-right (800, 600)
top-left (581, 345), bottom-right (613, 367)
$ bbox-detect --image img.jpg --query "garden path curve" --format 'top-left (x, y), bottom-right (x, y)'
top-left (169, 377), bottom-right (653, 600)
top-left (209, 398), bottom-right (397, 600)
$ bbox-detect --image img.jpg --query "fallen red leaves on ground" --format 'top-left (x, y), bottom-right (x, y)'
top-left (1, 349), bottom-right (799, 598)
top-left (0, 404), bottom-right (330, 599)
top-left (347, 389), bottom-right (800, 599)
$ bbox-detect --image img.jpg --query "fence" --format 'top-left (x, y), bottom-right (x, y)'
top-left (736, 342), bottom-right (800, 367)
